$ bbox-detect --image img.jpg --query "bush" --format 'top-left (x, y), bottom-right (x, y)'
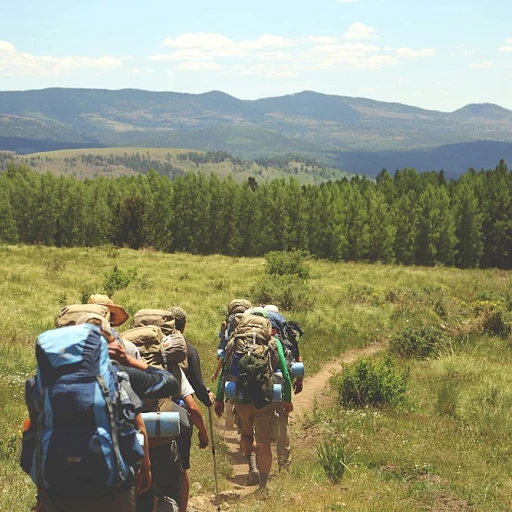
top-left (316, 438), bottom-right (358, 484)
top-left (250, 274), bottom-right (314, 311)
top-left (435, 381), bottom-right (459, 417)
top-left (264, 250), bottom-right (311, 279)
top-left (331, 357), bottom-right (409, 407)
top-left (103, 265), bottom-right (137, 296)
top-left (389, 326), bottom-right (442, 359)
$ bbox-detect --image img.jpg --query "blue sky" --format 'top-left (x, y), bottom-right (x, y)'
top-left (1, 0), bottom-right (511, 111)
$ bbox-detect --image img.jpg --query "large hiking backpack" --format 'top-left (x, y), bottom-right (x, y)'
top-left (267, 312), bottom-right (304, 376)
top-left (218, 299), bottom-right (252, 345)
top-left (55, 304), bottom-right (111, 328)
top-left (121, 311), bottom-right (187, 444)
top-left (224, 315), bottom-right (279, 408)
top-left (20, 324), bottom-right (143, 498)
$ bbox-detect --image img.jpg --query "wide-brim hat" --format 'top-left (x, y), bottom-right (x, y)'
top-left (88, 294), bottom-right (129, 326)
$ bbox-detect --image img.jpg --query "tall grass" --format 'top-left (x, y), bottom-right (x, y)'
top-left (1, 245), bottom-right (512, 511)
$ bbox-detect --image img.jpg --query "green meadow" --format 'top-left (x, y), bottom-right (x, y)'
top-left (0, 245), bottom-right (511, 511)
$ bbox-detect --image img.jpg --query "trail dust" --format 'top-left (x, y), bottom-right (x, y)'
top-left (190, 340), bottom-right (386, 512)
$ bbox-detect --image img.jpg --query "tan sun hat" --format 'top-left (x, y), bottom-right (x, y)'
top-left (88, 294), bottom-right (129, 327)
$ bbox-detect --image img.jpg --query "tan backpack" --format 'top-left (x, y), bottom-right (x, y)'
top-left (225, 315), bottom-right (274, 374)
top-left (132, 309), bottom-right (176, 336)
top-left (55, 304), bottom-right (110, 328)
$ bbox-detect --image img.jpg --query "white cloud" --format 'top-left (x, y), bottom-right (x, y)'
top-left (308, 36), bottom-right (339, 45)
top-left (239, 34), bottom-right (295, 50)
top-left (257, 51), bottom-right (292, 61)
top-left (505, 38), bottom-right (512, 44)
top-left (176, 61), bottom-right (223, 70)
top-left (469, 61), bottom-right (493, 69)
top-left (343, 23), bottom-right (377, 40)
top-left (396, 47), bottom-right (436, 57)
top-left (0, 40), bottom-right (15, 52)
top-left (499, 45), bottom-right (512, 52)
top-left (0, 40), bottom-right (123, 76)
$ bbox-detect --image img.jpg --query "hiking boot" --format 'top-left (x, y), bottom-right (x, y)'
top-left (278, 461), bottom-right (291, 472)
top-left (245, 469), bottom-right (259, 486)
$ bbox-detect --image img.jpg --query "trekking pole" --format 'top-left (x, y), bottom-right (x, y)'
top-left (207, 389), bottom-right (221, 511)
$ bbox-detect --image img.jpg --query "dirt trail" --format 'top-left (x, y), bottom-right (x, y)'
top-left (191, 341), bottom-right (386, 511)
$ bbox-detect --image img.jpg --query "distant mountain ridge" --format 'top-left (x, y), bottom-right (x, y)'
top-left (1, 88), bottom-right (512, 176)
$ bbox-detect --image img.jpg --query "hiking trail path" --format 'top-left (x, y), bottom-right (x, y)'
top-left (190, 341), bottom-right (386, 512)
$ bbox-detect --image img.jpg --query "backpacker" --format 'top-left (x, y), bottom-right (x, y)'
top-left (267, 312), bottom-right (301, 373)
top-left (224, 315), bottom-right (279, 409)
top-left (55, 303), bottom-right (111, 328)
top-left (121, 312), bottom-right (187, 445)
top-left (20, 324), bottom-right (143, 498)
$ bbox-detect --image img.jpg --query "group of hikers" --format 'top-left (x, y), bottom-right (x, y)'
top-left (20, 295), bottom-right (304, 512)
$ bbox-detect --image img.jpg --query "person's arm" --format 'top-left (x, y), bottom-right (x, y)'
top-left (186, 344), bottom-right (212, 407)
top-left (276, 339), bottom-right (293, 409)
top-left (183, 394), bottom-right (209, 449)
top-left (133, 412), bottom-right (152, 495)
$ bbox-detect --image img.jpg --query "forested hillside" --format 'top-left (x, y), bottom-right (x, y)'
top-left (2, 89), bottom-right (512, 176)
top-left (1, 161), bottom-right (510, 269)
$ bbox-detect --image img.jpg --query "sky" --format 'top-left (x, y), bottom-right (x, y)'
top-left (0, 0), bottom-right (511, 112)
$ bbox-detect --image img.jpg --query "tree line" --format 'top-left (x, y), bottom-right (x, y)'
top-left (0, 161), bottom-right (510, 269)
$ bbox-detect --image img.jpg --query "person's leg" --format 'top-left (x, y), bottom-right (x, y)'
top-left (177, 428), bottom-right (192, 512)
top-left (233, 404), bottom-right (259, 484)
top-left (150, 441), bottom-right (182, 512)
top-left (253, 402), bottom-right (279, 490)
top-left (225, 399), bottom-right (235, 429)
top-left (277, 405), bottom-right (291, 470)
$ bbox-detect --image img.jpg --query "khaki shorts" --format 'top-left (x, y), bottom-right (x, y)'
top-left (233, 402), bottom-right (278, 444)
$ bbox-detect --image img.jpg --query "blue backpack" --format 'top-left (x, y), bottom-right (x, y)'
top-left (21, 323), bottom-right (143, 498)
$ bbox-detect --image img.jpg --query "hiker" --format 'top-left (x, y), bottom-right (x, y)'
top-left (121, 308), bottom-right (207, 512)
top-left (88, 293), bottom-right (141, 359)
top-left (212, 299), bottom-right (252, 429)
top-left (264, 304), bottom-right (305, 471)
top-left (22, 315), bottom-right (179, 512)
top-left (214, 310), bottom-right (293, 491)
top-left (168, 306), bottom-right (212, 512)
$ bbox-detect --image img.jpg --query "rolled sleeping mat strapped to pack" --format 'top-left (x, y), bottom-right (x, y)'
top-left (272, 383), bottom-right (283, 402)
top-left (217, 349), bottom-right (225, 360)
top-left (224, 381), bottom-right (243, 400)
top-left (141, 412), bottom-right (180, 438)
top-left (291, 362), bottom-right (305, 379)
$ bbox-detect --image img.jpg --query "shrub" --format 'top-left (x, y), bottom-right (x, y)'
top-left (331, 357), bottom-right (409, 407)
top-left (103, 265), bottom-right (137, 296)
top-left (316, 438), bottom-right (359, 484)
top-left (264, 250), bottom-right (311, 279)
top-left (389, 326), bottom-right (443, 359)
top-left (250, 274), bottom-right (314, 311)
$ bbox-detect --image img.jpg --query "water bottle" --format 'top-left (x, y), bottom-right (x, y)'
top-left (272, 384), bottom-right (283, 402)
top-left (291, 362), bottom-right (305, 379)
top-left (225, 381), bottom-right (243, 399)
top-left (217, 349), bottom-right (225, 360)
top-left (230, 353), bottom-right (241, 377)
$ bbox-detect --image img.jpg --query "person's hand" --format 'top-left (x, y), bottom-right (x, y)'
top-left (208, 391), bottom-right (215, 406)
top-left (281, 401), bottom-right (293, 413)
top-left (135, 462), bottom-right (152, 495)
top-left (214, 399), bottom-right (225, 418)
top-left (211, 371), bottom-right (219, 382)
top-left (108, 340), bottom-right (129, 364)
top-left (293, 379), bottom-right (303, 395)
top-left (198, 429), bottom-right (209, 449)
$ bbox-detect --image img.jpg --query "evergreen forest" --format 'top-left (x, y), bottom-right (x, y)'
top-left (0, 161), bottom-right (510, 269)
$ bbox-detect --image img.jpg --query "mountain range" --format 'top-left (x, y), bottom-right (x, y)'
top-left (1, 88), bottom-right (512, 177)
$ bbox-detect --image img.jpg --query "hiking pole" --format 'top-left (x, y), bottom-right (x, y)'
top-left (207, 389), bottom-right (221, 511)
